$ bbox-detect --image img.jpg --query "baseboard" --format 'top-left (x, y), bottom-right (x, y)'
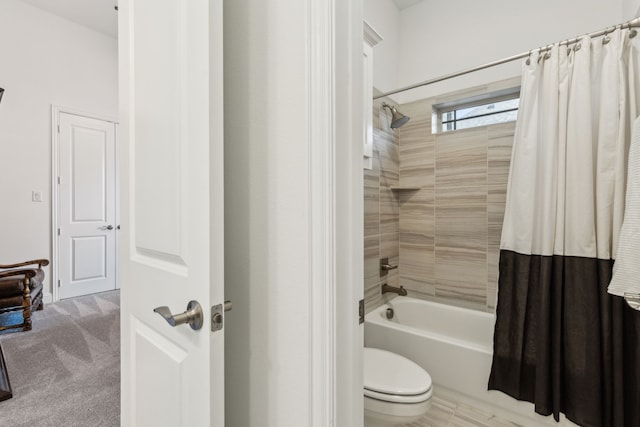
top-left (42, 293), bottom-right (53, 305)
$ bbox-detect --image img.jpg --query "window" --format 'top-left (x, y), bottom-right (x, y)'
top-left (433, 87), bottom-right (520, 133)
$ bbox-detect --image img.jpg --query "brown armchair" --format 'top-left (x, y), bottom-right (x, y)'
top-left (0, 259), bottom-right (49, 332)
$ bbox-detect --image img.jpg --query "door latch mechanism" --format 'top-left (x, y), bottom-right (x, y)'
top-left (211, 300), bottom-right (232, 332)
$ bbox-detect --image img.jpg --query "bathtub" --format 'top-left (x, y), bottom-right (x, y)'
top-left (364, 296), bottom-right (577, 426)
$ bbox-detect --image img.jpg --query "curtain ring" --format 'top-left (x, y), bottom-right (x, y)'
top-left (630, 29), bottom-right (638, 39)
top-left (573, 43), bottom-right (582, 52)
top-left (603, 28), bottom-right (612, 45)
top-left (526, 49), bottom-right (532, 65)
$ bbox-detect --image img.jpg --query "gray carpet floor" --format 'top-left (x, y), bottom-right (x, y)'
top-left (0, 291), bottom-right (120, 427)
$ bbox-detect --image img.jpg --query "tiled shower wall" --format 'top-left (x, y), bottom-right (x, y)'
top-left (364, 80), bottom-right (518, 313)
top-left (364, 99), bottom-right (400, 313)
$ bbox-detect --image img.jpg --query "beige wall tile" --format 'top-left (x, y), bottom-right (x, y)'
top-left (435, 247), bottom-right (487, 310)
top-left (435, 207), bottom-right (488, 252)
top-left (368, 81), bottom-right (520, 313)
top-left (488, 131), bottom-right (514, 196)
top-left (400, 243), bottom-right (435, 296)
top-left (364, 283), bottom-right (383, 314)
top-left (488, 193), bottom-right (506, 250)
top-left (380, 187), bottom-right (399, 235)
top-left (364, 236), bottom-right (380, 289)
top-left (376, 128), bottom-right (399, 187)
top-left (399, 188), bottom-right (434, 239)
top-left (364, 99), bottom-right (402, 313)
top-left (400, 143), bottom-right (435, 189)
top-left (488, 121), bottom-right (517, 140)
top-left (398, 98), bottom-right (435, 190)
top-left (380, 232), bottom-right (399, 259)
top-left (399, 98), bottom-right (434, 127)
top-left (364, 170), bottom-right (380, 238)
top-left (436, 128), bottom-right (488, 188)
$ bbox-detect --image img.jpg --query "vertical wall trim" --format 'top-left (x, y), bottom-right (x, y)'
top-left (334, 0), bottom-right (365, 425)
top-left (51, 107), bottom-right (60, 303)
top-left (308, 0), bottom-right (336, 425)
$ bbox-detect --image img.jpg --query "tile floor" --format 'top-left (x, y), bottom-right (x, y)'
top-left (400, 394), bottom-right (524, 427)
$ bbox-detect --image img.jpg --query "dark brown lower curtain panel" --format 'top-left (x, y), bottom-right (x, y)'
top-left (488, 250), bottom-right (640, 427)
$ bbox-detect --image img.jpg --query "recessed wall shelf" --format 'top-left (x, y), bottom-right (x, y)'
top-left (389, 186), bottom-right (421, 191)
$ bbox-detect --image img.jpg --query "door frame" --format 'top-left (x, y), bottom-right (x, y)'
top-left (309, 0), bottom-right (363, 424)
top-left (51, 105), bottom-right (119, 303)
top-left (113, 0), bottom-right (363, 422)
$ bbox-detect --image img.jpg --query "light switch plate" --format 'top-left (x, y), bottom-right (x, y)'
top-left (32, 191), bottom-right (43, 202)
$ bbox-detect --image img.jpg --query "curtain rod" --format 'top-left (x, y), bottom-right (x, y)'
top-left (373, 17), bottom-right (640, 100)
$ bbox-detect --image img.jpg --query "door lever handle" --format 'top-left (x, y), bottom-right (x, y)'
top-left (154, 300), bottom-right (203, 330)
top-left (99, 225), bottom-right (114, 230)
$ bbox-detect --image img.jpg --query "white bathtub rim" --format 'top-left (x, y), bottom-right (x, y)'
top-left (365, 299), bottom-right (494, 355)
top-left (367, 320), bottom-right (492, 355)
top-left (384, 295), bottom-right (495, 317)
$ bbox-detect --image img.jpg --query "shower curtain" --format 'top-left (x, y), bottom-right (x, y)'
top-left (489, 28), bottom-right (640, 426)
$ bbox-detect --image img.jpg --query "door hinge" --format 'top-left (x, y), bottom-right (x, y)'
top-left (57, 228), bottom-right (60, 236)
top-left (359, 299), bottom-right (365, 324)
top-left (57, 280), bottom-right (60, 288)
top-left (57, 176), bottom-right (60, 184)
top-left (57, 124), bottom-right (60, 133)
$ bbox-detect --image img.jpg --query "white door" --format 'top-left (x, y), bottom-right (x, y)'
top-left (119, 0), bottom-right (224, 426)
top-left (58, 112), bottom-right (117, 300)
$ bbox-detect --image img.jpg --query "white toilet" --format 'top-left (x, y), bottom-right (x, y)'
top-left (364, 347), bottom-right (433, 427)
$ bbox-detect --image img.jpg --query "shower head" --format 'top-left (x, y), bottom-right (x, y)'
top-left (382, 102), bottom-right (410, 129)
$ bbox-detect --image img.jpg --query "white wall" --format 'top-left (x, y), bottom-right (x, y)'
top-left (224, 0), bottom-right (364, 424)
top-left (364, 0), bottom-right (401, 93)
top-left (623, 0), bottom-right (640, 19)
top-left (223, 0), bottom-right (311, 425)
top-left (381, 0), bottom-right (625, 101)
top-left (0, 0), bottom-right (118, 297)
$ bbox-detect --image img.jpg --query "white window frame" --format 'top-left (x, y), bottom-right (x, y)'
top-left (432, 86), bottom-right (520, 134)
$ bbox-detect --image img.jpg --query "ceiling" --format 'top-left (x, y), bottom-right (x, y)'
top-left (393, 0), bottom-right (424, 11)
top-left (19, 0), bottom-right (117, 38)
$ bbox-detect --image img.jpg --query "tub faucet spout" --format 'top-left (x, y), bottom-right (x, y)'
top-left (381, 283), bottom-right (408, 296)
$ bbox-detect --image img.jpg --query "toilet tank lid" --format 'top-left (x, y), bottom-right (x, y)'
top-left (364, 347), bottom-right (432, 396)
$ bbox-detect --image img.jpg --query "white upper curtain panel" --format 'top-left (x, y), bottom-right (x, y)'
top-left (500, 28), bottom-right (640, 260)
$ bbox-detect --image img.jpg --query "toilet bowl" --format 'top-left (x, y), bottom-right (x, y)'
top-left (364, 347), bottom-right (433, 427)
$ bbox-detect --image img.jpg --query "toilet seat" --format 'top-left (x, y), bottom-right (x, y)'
top-left (364, 348), bottom-right (432, 404)
top-left (364, 386), bottom-right (432, 404)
